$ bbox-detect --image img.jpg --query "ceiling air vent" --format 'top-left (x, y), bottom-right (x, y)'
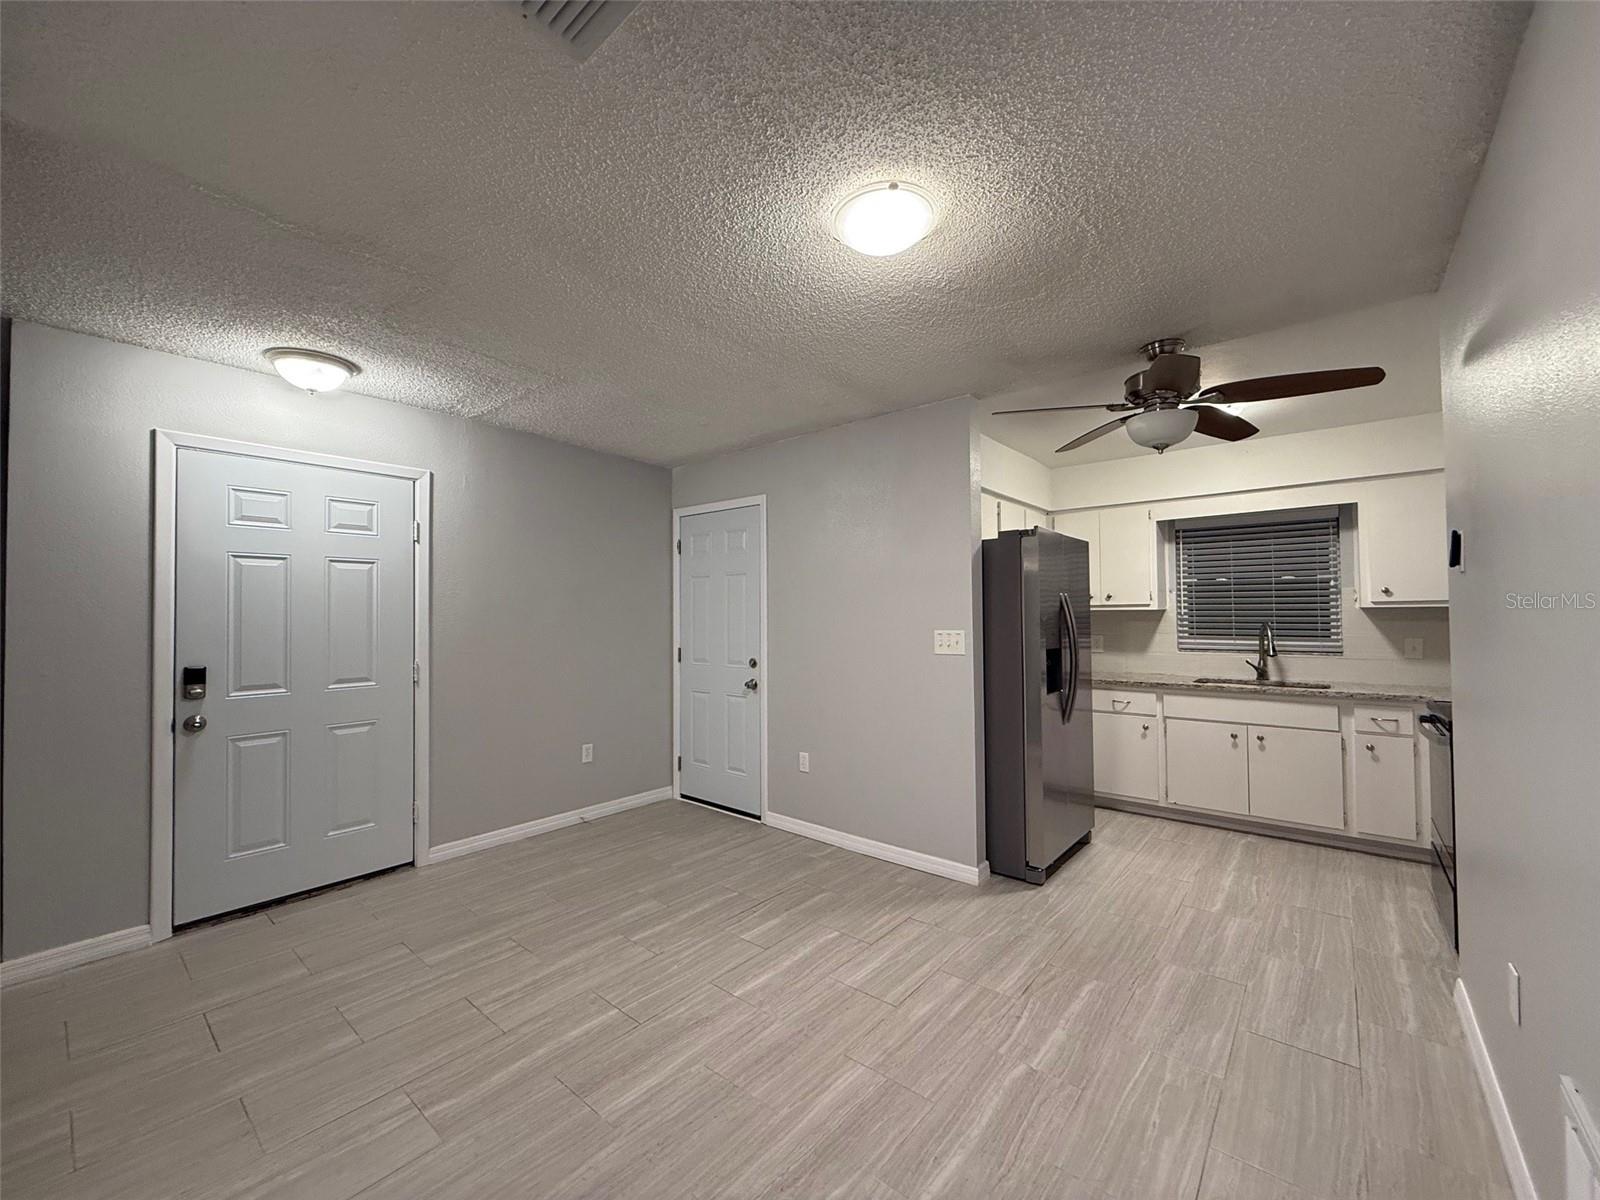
top-left (520, 0), bottom-right (638, 63)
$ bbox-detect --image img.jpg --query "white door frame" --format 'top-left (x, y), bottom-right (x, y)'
top-left (672, 496), bottom-right (769, 822)
top-left (149, 430), bottom-right (433, 942)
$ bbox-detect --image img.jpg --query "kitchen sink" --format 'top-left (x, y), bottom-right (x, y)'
top-left (1191, 677), bottom-right (1333, 689)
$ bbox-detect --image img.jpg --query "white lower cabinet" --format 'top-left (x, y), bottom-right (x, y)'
top-left (1246, 725), bottom-right (1345, 830)
top-left (1164, 719), bottom-right (1249, 815)
top-left (1351, 735), bottom-right (1418, 839)
top-left (1093, 712), bottom-right (1159, 801)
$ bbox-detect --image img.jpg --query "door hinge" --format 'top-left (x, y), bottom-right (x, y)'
top-left (676, 538), bottom-right (681, 554)
top-left (412, 798), bottom-right (418, 823)
top-left (412, 659), bottom-right (420, 684)
top-left (676, 755), bottom-right (682, 771)
top-left (676, 646), bottom-right (681, 662)
top-left (412, 520), bottom-right (421, 543)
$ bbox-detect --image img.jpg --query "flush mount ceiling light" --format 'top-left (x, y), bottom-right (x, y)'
top-left (832, 182), bottom-right (935, 257)
top-left (264, 348), bottom-right (360, 394)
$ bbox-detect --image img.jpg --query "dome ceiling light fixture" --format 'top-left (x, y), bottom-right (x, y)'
top-left (832, 182), bottom-right (935, 257)
top-left (264, 347), bottom-right (360, 394)
top-left (993, 337), bottom-right (1387, 456)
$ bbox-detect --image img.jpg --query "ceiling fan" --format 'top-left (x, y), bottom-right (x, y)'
top-left (994, 338), bottom-right (1386, 455)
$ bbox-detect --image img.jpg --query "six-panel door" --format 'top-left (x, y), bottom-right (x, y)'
top-left (173, 449), bottom-right (416, 924)
top-left (677, 505), bottom-right (763, 817)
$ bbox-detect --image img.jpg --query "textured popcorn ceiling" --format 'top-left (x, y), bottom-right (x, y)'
top-left (0, 1), bottom-right (1527, 466)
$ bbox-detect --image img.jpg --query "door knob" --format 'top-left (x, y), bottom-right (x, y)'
top-left (743, 678), bottom-right (759, 692)
top-left (182, 715), bottom-right (208, 733)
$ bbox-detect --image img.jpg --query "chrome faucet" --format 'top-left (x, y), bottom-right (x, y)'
top-left (1245, 622), bottom-right (1277, 681)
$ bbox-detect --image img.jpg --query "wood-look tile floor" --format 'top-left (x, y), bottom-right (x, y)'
top-left (0, 802), bottom-right (1511, 1200)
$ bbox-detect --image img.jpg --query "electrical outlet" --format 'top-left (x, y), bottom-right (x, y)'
top-left (798, 752), bottom-right (810, 773)
top-left (1507, 962), bottom-right (1521, 1026)
top-left (1403, 637), bottom-right (1425, 660)
top-left (581, 743), bottom-right (594, 764)
top-left (1091, 634), bottom-right (1105, 653)
top-left (933, 630), bottom-right (966, 655)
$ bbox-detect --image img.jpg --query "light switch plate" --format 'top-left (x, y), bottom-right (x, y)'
top-left (581, 743), bottom-right (594, 764)
top-left (1507, 962), bottom-right (1521, 1025)
top-left (1403, 637), bottom-right (1425, 660)
top-left (933, 630), bottom-right (966, 655)
top-left (798, 752), bottom-right (810, 773)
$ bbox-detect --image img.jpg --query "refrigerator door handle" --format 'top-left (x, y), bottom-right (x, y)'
top-left (1058, 591), bottom-right (1079, 723)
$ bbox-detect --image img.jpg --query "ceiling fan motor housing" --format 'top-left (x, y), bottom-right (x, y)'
top-left (1125, 351), bottom-right (1202, 405)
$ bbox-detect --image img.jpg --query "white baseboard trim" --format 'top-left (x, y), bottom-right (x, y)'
top-left (1, 925), bottom-right (154, 988)
top-left (764, 811), bottom-right (984, 886)
top-left (1456, 978), bottom-right (1539, 1200)
top-left (427, 787), bottom-right (673, 865)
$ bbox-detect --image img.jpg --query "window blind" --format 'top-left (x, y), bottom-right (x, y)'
top-left (1175, 514), bottom-right (1342, 653)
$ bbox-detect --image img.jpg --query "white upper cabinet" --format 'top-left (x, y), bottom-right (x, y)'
top-left (1052, 507), bottom-right (1164, 609)
top-left (1098, 506), bottom-right (1160, 607)
top-left (1357, 472), bottom-right (1448, 606)
top-left (983, 492), bottom-right (1048, 537)
top-left (1051, 510), bottom-right (1101, 598)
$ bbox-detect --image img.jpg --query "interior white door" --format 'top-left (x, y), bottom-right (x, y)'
top-left (678, 505), bottom-right (763, 817)
top-left (173, 448), bottom-right (416, 924)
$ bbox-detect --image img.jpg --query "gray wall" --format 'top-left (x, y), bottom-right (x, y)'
top-left (1438, 4), bottom-right (1600, 1193)
top-left (673, 399), bottom-right (983, 869)
top-left (3, 323), bottom-right (672, 959)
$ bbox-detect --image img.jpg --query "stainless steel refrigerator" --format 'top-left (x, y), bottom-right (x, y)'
top-left (982, 527), bottom-right (1095, 883)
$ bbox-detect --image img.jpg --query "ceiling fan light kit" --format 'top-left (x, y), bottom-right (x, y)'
top-left (1125, 406), bottom-right (1199, 453)
top-left (993, 336), bottom-right (1386, 457)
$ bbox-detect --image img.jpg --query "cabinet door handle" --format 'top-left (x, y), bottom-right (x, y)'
top-left (1141, 723), bottom-right (1150, 732)
top-left (1256, 734), bottom-right (1265, 744)
top-left (1380, 586), bottom-right (1393, 596)
top-left (1365, 742), bottom-right (1375, 752)
top-left (1230, 732), bottom-right (1239, 742)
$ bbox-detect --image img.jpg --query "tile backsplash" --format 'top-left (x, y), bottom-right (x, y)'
top-left (1091, 591), bottom-right (1450, 689)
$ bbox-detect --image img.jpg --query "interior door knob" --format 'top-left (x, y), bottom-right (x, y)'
top-left (182, 715), bottom-right (208, 733)
top-left (743, 678), bottom-right (759, 692)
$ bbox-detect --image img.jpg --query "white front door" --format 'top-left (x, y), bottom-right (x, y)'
top-left (172, 448), bottom-right (416, 924)
top-left (678, 505), bottom-right (763, 817)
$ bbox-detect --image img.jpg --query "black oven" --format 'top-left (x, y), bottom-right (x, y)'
top-left (1419, 700), bottom-right (1456, 951)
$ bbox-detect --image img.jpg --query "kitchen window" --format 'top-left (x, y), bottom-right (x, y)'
top-left (1175, 509), bottom-right (1343, 653)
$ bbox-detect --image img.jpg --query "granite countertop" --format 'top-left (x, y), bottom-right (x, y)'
top-left (1086, 670), bottom-right (1449, 705)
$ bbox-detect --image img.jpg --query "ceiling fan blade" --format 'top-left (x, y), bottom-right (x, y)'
top-left (992, 402), bottom-right (1128, 416)
top-left (1189, 405), bottom-right (1259, 442)
top-left (1056, 416), bottom-right (1131, 454)
top-left (1197, 366), bottom-right (1385, 405)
